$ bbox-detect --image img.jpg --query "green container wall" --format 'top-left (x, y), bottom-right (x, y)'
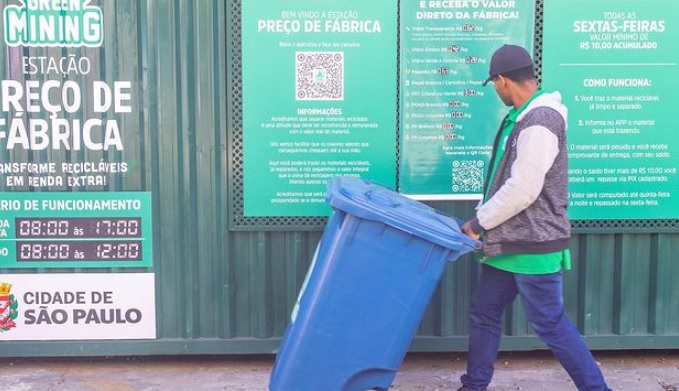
top-left (0, 0), bottom-right (678, 357)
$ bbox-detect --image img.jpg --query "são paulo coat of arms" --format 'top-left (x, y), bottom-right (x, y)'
top-left (0, 282), bottom-right (18, 331)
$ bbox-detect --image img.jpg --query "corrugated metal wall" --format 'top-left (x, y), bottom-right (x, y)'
top-left (1, 0), bottom-right (678, 357)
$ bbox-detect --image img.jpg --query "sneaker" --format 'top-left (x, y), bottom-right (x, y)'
top-left (455, 387), bottom-right (487, 391)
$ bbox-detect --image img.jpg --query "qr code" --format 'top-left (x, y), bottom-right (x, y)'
top-left (452, 160), bottom-right (484, 192)
top-left (295, 52), bottom-right (344, 101)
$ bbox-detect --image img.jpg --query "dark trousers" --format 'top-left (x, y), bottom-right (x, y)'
top-left (460, 265), bottom-right (611, 391)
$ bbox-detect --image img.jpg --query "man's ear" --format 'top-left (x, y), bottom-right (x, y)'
top-left (496, 75), bottom-right (507, 87)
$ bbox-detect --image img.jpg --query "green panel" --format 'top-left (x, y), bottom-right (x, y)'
top-left (654, 235), bottom-right (679, 334)
top-left (613, 234), bottom-right (651, 335)
top-left (542, 0), bottom-right (679, 221)
top-left (242, 0), bottom-right (398, 217)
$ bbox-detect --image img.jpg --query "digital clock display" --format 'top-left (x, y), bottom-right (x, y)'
top-left (0, 192), bottom-right (152, 268)
top-left (16, 241), bottom-right (143, 262)
top-left (15, 218), bottom-right (141, 238)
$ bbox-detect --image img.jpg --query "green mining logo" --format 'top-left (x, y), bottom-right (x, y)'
top-left (4, 0), bottom-right (103, 47)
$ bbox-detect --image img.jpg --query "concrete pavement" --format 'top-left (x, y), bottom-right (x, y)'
top-left (1, 350), bottom-right (679, 390)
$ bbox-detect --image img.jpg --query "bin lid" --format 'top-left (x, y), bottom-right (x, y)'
top-left (325, 176), bottom-right (481, 253)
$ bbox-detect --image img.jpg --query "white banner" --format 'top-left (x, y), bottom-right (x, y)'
top-left (0, 273), bottom-right (155, 340)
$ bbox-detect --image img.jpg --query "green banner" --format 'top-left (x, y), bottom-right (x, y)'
top-left (0, 2), bottom-right (153, 269)
top-left (0, 192), bottom-right (152, 268)
top-left (543, 0), bottom-right (679, 219)
top-left (242, 1), bottom-right (398, 216)
top-left (399, 1), bottom-right (535, 199)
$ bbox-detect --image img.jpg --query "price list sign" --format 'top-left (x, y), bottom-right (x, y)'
top-left (0, 192), bottom-right (152, 268)
top-left (543, 0), bottom-right (679, 219)
top-left (399, 0), bottom-right (535, 199)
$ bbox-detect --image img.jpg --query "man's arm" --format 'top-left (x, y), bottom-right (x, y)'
top-left (467, 125), bottom-right (560, 234)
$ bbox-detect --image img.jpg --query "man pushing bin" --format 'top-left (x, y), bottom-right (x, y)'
top-left (455, 44), bottom-right (611, 391)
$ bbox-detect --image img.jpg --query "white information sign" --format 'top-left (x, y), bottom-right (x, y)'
top-left (0, 273), bottom-right (155, 340)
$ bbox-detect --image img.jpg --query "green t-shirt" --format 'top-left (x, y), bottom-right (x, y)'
top-left (481, 89), bottom-right (570, 274)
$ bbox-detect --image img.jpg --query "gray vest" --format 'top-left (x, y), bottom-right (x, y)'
top-left (482, 107), bottom-right (571, 257)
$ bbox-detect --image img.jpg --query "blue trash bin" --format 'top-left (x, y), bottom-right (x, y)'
top-left (269, 176), bottom-right (481, 391)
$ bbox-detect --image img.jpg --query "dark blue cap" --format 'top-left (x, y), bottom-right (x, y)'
top-left (482, 44), bottom-right (534, 86)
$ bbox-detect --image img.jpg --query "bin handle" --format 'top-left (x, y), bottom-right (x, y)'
top-left (337, 187), bottom-right (401, 207)
top-left (363, 187), bottom-right (465, 232)
top-left (364, 185), bottom-right (467, 231)
top-left (430, 208), bottom-right (464, 231)
top-left (364, 189), bottom-right (401, 208)
top-left (424, 209), bottom-right (481, 251)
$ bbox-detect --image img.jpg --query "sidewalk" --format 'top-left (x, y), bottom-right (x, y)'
top-left (1, 350), bottom-right (679, 391)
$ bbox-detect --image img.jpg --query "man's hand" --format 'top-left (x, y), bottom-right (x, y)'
top-left (461, 220), bottom-right (481, 240)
